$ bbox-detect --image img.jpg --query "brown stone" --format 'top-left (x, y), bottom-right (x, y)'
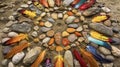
top-left (62, 38), bottom-right (70, 46)
top-left (66, 28), bottom-right (76, 33)
top-left (54, 32), bottom-right (62, 45)
top-left (46, 30), bottom-right (55, 37)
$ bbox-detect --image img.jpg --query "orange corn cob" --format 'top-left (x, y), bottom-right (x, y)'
top-left (3, 34), bottom-right (28, 46)
top-left (31, 49), bottom-right (47, 67)
top-left (54, 55), bottom-right (64, 67)
top-left (39, 0), bottom-right (49, 7)
top-left (5, 42), bottom-right (30, 59)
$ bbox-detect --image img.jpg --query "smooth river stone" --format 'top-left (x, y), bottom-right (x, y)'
top-left (54, 32), bottom-right (62, 45)
top-left (111, 46), bottom-right (120, 57)
top-left (64, 50), bottom-right (73, 67)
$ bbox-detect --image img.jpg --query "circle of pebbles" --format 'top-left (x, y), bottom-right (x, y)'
top-left (1, 0), bottom-right (120, 67)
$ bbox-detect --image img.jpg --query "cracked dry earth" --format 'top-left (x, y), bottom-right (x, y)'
top-left (0, 0), bottom-right (120, 67)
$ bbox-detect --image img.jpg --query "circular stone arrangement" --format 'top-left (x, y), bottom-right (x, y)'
top-left (1, 0), bottom-right (120, 67)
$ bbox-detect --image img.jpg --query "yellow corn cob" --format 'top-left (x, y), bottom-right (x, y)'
top-left (33, 2), bottom-right (43, 10)
top-left (92, 15), bottom-right (108, 23)
top-left (90, 30), bottom-right (109, 41)
top-left (23, 10), bottom-right (36, 18)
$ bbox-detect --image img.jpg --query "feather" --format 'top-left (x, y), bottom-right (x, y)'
top-left (5, 42), bottom-right (30, 59)
top-left (54, 55), bottom-right (64, 67)
top-left (31, 49), bottom-right (46, 67)
top-left (73, 49), bottom-right (87, 67)
top-left (74, 0), bottom-right (87, 8)
top-left (90, 30), bottom-right (113, 42)
top-left (88, 36), bottom-right (112, 50)
top-left (39, 0), bottom-right (49, 7)
top-left (3, 34), bottom-right (28, 46)
top-left (86, 45), bottom-right (112, 63)
top-left (79, 48), bottom-right (99, 67)
top-left (44, 58), bottom-right (52, 67)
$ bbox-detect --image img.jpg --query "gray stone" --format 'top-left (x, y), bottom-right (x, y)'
top-left (40, 27), bottom-right (51, 32)
top-left (6, 21), bottom-right (15, 27)
top-left (105, 55), bottom-right (115, 61)
top-left (89, 23), bottom-right (113, 36)
top-left (33, 26), bottom-right (39, 31)
top-left (63, 0), bottom-right (74, 6)
top-left (68, 24), bottom-right (79, 28)
top-left (76, 26), bottom-right (83, 32)
top-left (12, 52), bottom-right (25, 64)
top-left (3, 46), bottom-right (12, 55)
top-left (99, 47), bottom-right (111, 55)
top-left (8, 62), bottom-right (15, 67)
top-left (31, 31), bottom-right (38, 37)
top-left (111, 37), bottom-right (120, 45)
top-left (66, 16), bottom-right (76, 24)
top-left (8, 16), bottom-right (15, 21)
top-left (2, 28), bottom-right (10, 33)
top-left (112, 27), bottom-right (120, 33)
top-left (46, 18), bottom-right (55, 23)
top-left (83, 7), bottom-right (101, 17)
top-left (68, 34), bottom-right (77, 42)
top-left (23, 47), bottom-right (41, 64)
top-left (11, 23), bottom-right (32, 33)
top-left (64, 50), bottom-right (73, 67)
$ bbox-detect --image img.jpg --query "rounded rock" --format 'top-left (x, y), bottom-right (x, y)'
top-left (46, 30), bottom-right (55, 37)
top-left (39, 34), bottom-right (46, 40)
top-left (42, 37), bottom-right (50, 43)
top-left (8, 32), bottom-right (18, 37)
top-left (44, 21), bottom-right (53, 27)
top-left (68, 34), bottom-right (77, 42)
top-left (66, 28), bottom-right (76, 33)
top-left (8, 62), bottom-right (15, 67)
top-left (99, 47), bottom-right (111, 55)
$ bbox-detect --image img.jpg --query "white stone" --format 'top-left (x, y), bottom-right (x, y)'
top-left (8, 62), bottom-right (15, 67)
top-left (102, 7), bottom-right (111, 13)
top-left (48, 0), bottom-right (55, 7)
top-left (42, 37), bottom-right (50, 43)
top-left (1, 59), bottom-right (8, 66)
top-left (111, 46), bottom-right (120, 57)
top-left (1, 38), bottom-right (10, 43)
top-left (33, 26), bottom-right (39, 31)
top-left (8, 32), bottom-right (18, 37)
top-left (66, 16), bottom-right (76, 24)
top-left (63, 0), bottom-right (74, 6)
top-left (12, 52), bottom-right (25, 64)
top-left (58, 13), bottom-right (63, 19)
top-left (3, 28), bottom-right (10, 33)
top-left (8, 16), bottom-right (15, 20)
top-left (44, 21), bottom-right (53, 27)
top-left (40, 12), bottom-right (46, 17)
top-left (21, 4), bottom-right (29, 8)
top-left (31, 31), bottom-right (38, 37)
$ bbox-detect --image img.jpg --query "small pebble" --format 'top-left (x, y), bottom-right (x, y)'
top-left (62, 31), bottom-right (70, 37)
top-left (76, 26), bottom-right (83, 32)
top-left (68, 34), bottom-right (77, 42)
top-left (42, 37), bottom-right (50, 43)
top-left (66, 16), bottom-right (76, 24)
top-left (1, 59), bottom-right (8, 66)
top-left (58, 13), bottom-right (63, 19)
top-left (44, 21), bottom-right (53, 27)
top-left (8, 32), bottom-right (18, 37)
top-left (8, 62), bottom-right (15, 67)
top-left (105, 55), bottom-right (115, 61)
top-left (31, 31), bottom-right (38, 37)
top-left (33, 26), bottom-right (39, 31)
top-left (46, 30), bottom-right (55, 37)
top-left (66, 28), bottom-right (76, 33)
top-left (99, 47), bottom-right (111, 55)
top-left (102, 63), bottom-right (113, 67)
top-left (1, 38), bottom-right (10, 43)
top-left (39, 34), bottom-right (46, 40)
top-left (68, 24), bottom-right (79, 28)
top-left (51, 13), bottom-right (58, 19)
top-left (41, 27), bottom-right (51, 32)
top-left (21, 4), bottom-right (29, 8)
top-left (102, 7), bottom-right (111, 13)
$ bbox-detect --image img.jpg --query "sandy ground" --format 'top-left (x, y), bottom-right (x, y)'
top-left (0, 0), bottom-right (120, 67)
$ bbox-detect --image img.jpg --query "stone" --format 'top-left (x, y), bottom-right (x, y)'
top-left (1, 38), bottom-right (10, 43)
top-left (64, 50), bottom-right (74, 67)
top-left (0, 9), bottom-right (5, 13)
top-left (111, 37), bottom-right (120, 45)
top-left (66, 16), bottom-right (76, 24)
top-left (63, 0), bottom-right (74, 6)
top-left (8, 16), bottom-right (15, 21)
top-left (102, 7), bottom-right (111, 13)
top-left (46, 30), bottom-right (55, 37)
top-left (40, 27), bottom-right (51, 32)
top-left (6, 21), bottom-right (15, 27)
top-left (31, 31), bottom-right (38, 37)
top-left (46, 18), bottom-right (55, 23)
top-left (63, 14), bottom-right (68, 20)
top-left (11, 23), bottom-right (32, 33)
top-left (44, 21), bottom-right (53, 27)
top-left (1, 59), bottom-right (8, 66)
top-left (54, 32), bottom-right (62, 45)
top-left (68, 34), bottom-right (77, 42)
top-left (76, 26), bottom-right (83, 32)
top-left (21, 4), bottom-right (29, 8)
top-left (40, 12), bottom-right (46, 17)
top-left (48, 0), bottom-right (55, 7)
top-left (3, 46), bottom-right (12, 55)
top-left (33, 26), bottom-right (39, 31)
top-left (89, 23), bottom-right (113, 36)
top-left (99, 47), bottom-right (111, 55)
top-left (8, 62), bottom-right (15, 67)
top-left (104, 20), bottom-right (112, 27)
top-left (83, 7), bottom-right (101, 17)
top-left (42, 37), bottom-right (50, 43)
top-left (62, 38), bottom-right (70, 46)
top-left (74, 59), bottom-right (81, 67)
top-left (48, 38), bottom-right (54, 46)
top-left (66, 28), bottom-right (76, 33)
top-left (8, 32), bottom-right (18, 37)
top-left (2, 28), bottom-right (10, 33)
top-left (27, 1), bottom-right (32, 4)
top-left (68, 24), bottom-right (79, 28)
top-left (74, 18), bottom-right (80, 23)
top-left (105, 55), bottom-right (115, 61)
top-left (39, 34), bottom-right (46, 40)
top-left (23, 47), bottom-right (41, 64)
top-left (62, 31), bottom-right (70, 37)
top-left (102, 63), bottom-right (113, 67)
top-left (51, 13), bottom-right (58, 19)
top-left (78, 37), bottom-right (85, 42)
top-left (58, 13), bottom-right (63, 19)
top-left (12, 52), bottom-right (25, 64)
top-left (112, 27), bottom-right (120, 33)
top-left (111, 46), bottom-right (120, 57)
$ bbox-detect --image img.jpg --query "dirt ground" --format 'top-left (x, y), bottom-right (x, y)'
top-left (0, 0), bottom-right (120, 67)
